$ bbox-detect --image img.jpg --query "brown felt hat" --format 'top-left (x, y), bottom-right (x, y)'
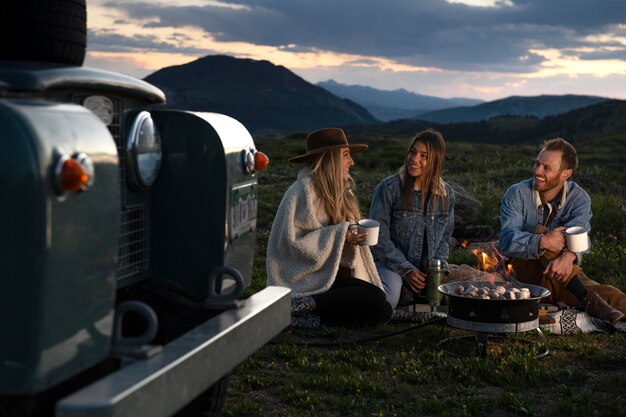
top-left (289, 127), bottom-right (368, 163)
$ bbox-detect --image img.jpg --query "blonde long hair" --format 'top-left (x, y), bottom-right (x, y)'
top-left (401, 129), bottom-right (447, 209)
top-left (308, 148), bottom-right (362, 224)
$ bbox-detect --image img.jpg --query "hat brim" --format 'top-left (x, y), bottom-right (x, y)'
top-left (289, 144), bottom-right (368, 163)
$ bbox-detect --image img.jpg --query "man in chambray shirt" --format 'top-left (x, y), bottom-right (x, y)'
top-left (499, 138), bottom-right (624, 324)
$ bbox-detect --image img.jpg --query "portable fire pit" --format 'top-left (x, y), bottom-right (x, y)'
top-left (437, 280), bottom-right (551, 358)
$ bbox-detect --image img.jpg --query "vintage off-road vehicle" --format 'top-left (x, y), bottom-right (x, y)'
top-left (0, 1), bottom-right (290, 416)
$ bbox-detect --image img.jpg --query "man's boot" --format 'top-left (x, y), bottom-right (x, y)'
top-left (585, 291), bottom-right (624, 324)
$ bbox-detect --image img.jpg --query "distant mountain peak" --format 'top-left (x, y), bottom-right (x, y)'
top-left (144, 55), bottom-right (378, 133)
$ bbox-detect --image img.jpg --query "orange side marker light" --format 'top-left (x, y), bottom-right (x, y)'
top-left (55, 153), bottom-right (94, 194)
top-left (59, 158), bottom-right (89, 192)
top-left (254, 151), bottom-right (270, 171)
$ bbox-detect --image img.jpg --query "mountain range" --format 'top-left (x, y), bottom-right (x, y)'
top-left (345, 99), bottom-right (626, 144)
top-left (143, 54), bottom-right (624, 140)
top-left (415, 94), bottom-right (608, 124)
top-left (317, 79), bottom-right (482, 121)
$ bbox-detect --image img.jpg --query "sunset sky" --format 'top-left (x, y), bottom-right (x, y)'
top-left (85, 0), bottom-right (626, 101)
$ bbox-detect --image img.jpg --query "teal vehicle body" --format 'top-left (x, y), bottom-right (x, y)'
top-left (0, 98), bottom-right (119, 394)
top-left (0, 61), bottom-right (289, 417)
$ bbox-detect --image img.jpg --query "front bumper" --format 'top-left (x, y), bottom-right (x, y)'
top-left (56, 286), bottom-right (291, 417)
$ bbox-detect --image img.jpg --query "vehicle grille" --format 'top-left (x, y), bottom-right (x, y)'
top-left (117, 204), bottom-right (148, 280)
top-left (74, 94), bottom-right (149, 283)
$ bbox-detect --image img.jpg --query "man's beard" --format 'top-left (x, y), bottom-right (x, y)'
top-left (533, 175), bottom-right (561, 195)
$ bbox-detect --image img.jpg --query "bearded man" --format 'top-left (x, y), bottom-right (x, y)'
top-left (499, 138), bottom-right (625, 324)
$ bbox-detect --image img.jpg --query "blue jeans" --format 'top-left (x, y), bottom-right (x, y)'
top-left (377, 262), bottom-right (404, 308)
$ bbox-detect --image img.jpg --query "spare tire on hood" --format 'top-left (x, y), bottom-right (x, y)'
top-left (0, 0), bottom-right (87, 66)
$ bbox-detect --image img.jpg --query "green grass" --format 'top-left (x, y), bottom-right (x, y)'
top-left (225, 132), bottom-right (626, 417)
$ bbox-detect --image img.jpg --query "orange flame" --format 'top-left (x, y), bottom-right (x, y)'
top-left (460, 240), bottom-right (469, 249)
top-left (471, 248), bottom-right (499, 272)
top-left (470, 243), bottom-right (515, 280)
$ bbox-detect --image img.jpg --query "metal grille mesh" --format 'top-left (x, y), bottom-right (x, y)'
top-left (117, 204), bottom-right (149, 279)
top-left (73, 94), bottom-right (148, 281)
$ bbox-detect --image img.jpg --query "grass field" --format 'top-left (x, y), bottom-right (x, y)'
top-left (223, 132), bottom-right (626, 417)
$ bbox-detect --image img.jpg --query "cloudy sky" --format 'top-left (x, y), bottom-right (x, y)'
top-left (86, 0), bottom-right (626, 101)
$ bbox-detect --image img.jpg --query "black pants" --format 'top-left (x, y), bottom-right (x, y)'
top-left (312, 276), bottom-right (392, 327)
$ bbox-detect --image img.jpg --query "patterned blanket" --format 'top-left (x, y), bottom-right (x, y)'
top-left (540, 308), bottom-right (617, 334)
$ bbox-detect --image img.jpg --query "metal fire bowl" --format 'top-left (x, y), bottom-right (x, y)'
top-left (438, 281), bottom-right (551, 333)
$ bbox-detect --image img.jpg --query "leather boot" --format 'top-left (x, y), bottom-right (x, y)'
top-left (585, 291), bottom-right (624, 324)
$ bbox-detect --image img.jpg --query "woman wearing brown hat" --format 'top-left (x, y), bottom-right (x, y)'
top-left (266, 128), bottom-right (392, 327)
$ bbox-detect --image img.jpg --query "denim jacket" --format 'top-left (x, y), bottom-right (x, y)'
top-left (368, 174), bottom-right (455, 277)
top-left (499, 178), bottom-right (592, 260)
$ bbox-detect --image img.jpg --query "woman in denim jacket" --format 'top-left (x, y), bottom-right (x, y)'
top-left (369, 129), bottom-right (455, 308)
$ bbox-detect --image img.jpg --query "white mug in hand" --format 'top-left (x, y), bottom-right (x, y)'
top-left (357, 219), bottom-right (380, 246)
top-left (565, 226), bottom-right (589, 252)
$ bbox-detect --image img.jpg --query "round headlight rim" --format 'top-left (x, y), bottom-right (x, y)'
top-left (126, 110), bottom-right (162, 191)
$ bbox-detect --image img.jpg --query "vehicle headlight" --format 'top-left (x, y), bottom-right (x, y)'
top-left (127, 111), bottom-right (162, 190)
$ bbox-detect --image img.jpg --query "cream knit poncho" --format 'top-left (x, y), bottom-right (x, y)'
top-left (266, 169), bottom-right (382, 298)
